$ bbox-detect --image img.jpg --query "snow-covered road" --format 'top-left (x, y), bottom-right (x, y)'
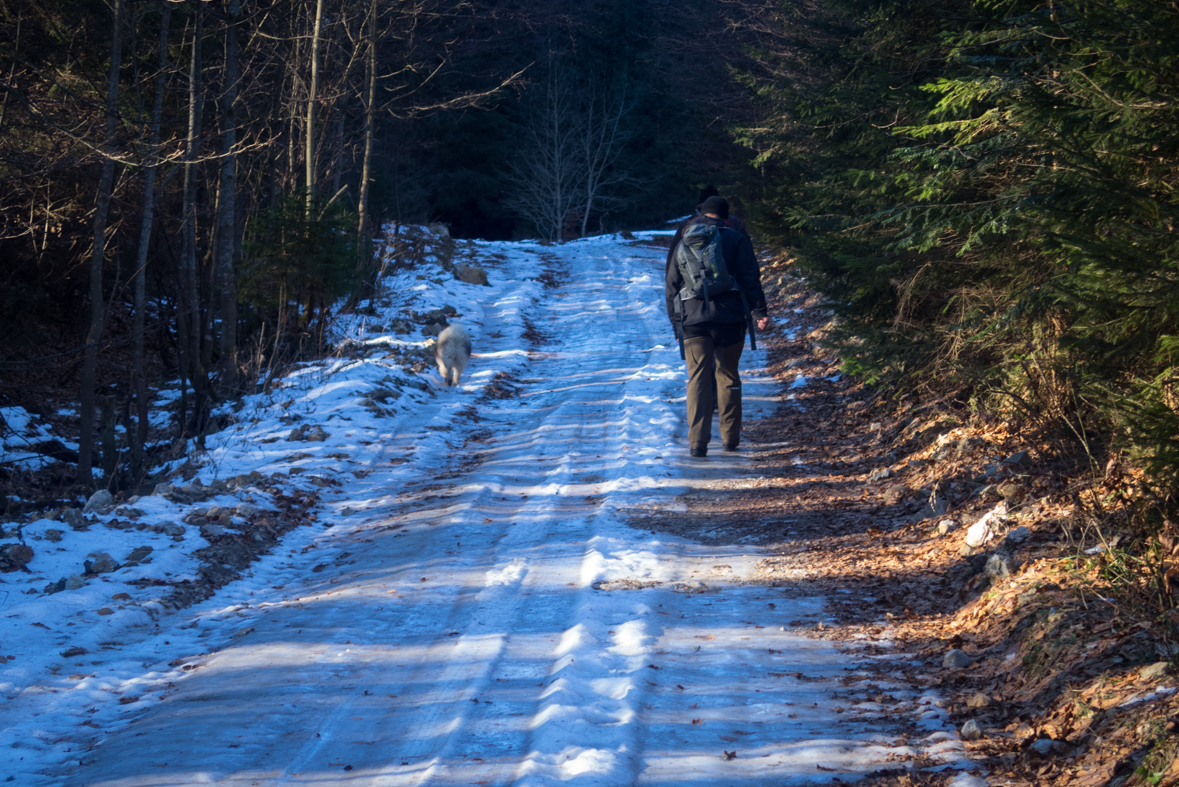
top-left (7, 232), bottom-right (976, 786)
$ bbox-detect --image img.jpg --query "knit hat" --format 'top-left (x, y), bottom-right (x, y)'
top-left (699, 196), bottom-right (729, 219)
top-left (696, 184), bottom-right (719, 206)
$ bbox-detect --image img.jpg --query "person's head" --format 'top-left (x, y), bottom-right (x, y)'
top-left (696, 184), bottom-right (719, 209)
top-left (699, 196), bottom-right (729, 219)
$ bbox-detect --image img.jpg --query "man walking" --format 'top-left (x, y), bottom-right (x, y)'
top-left (666, 196), bottom-right (770, 458)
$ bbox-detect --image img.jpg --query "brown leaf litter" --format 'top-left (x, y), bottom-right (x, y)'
top-left (633, 253), bottom-right (1178, 787)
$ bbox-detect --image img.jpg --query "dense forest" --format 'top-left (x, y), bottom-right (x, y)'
top-left (0, 0), bottom-right (762, 490)
top-left (738, 0), bottom-right (1179, 523)
top-left (2, 0), bottom-right (1178, 546)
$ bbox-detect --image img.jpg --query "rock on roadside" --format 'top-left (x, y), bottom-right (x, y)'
top-left (965, 501), bottom-right (1009, 549)
top-left (943, 649), bottom-right (973, 669)
top-left (0, 543), bottom-right (34, 572)
top-left (83, 490), bottom-right (115, 514)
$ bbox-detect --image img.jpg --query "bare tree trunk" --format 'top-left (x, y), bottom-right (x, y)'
top-left (78, 0), bottom-right (125, 485)
top-left (504, 58), bottom-right (582, 243)
top-left (215, 0), bottom-right (240, 388)
top-left (179, 3), bottom-right (205, 436)
top-left (356, 0), bottom-right (377, 282)
top-left (579, 77), bottom-right (632, 238)
top-left (131, 2), bottom-right (171, 482)
top-left (305, 0), bottom-right (325, 216)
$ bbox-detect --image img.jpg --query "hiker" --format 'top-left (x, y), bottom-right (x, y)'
top-left (666, 196), bottom-right (770, 458)
top-left (687, 185), bottom-right (750, 240)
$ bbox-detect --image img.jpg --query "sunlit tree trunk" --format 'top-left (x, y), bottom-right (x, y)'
top-left (356, 0), bottom-right (377, 280)
top-left (305, 0), bottom-right (324, 217)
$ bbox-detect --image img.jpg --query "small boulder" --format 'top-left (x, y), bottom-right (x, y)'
top-left (288, 426), bottom-right (307, 442)
top-left (84, 552), bottom-right (120, 574)
top-left (910, 488), bottom-right (950, 524)
top-left (965, 693), bottom-right (990, 709)
top-left (159, 522), bottom-right (185, 537)
top-left (61, 508), bottom-right (86, 531)
top-left (1029, 738), bottom-right (1060, 756)
top-left (956, 437), bottom-right (983, 458)
top-left (1003, 450), bottom-right (1029, 466)
top-left (61, 646), bottom-right (88, 658)
top-left (305, 426), bottom-right (329, 442)
top-left (1139, 662), bottom-right (1170, 682)
top-left (83, 490), bottom-right (115, 514)
top-left (0, 543), bottom-right (35, 572)
top-left (883, 485), bottom-right (911, 505)
top-left (1004, 525), bottom-right (1031, 545)
top-left (965, 552), bottom-right (990, 574)
top-left (422, 307), bottom-right (454, 323)
top-left (103, 519), bottom-right (135, 531)
top-left (236, 503), bottom-right (260, 518)
top-left (123, 546), bottom-right (153, 564)
top-left (936, 519), bottom-right (958, 536)
top-left (959, 719), bottom-right (983, 741)
top-left (965, 502), bottom-right (1008, 548)
top-left (455, 264), bottom-right (490, 286)
top-left (201, 524), bottom-right (227, 539)
top-left (943, 649), bottom-right (973, 669)
top-left (46, 574), bottom-right (86, 594)
top-left (868, 467), bottom-right (891, 482)
top-left (423, 323), bottom-right (445, 337)
top-left (985, 551), bottom-right (1015, 580)
top-left (997, 482), bottom-right (1026, 503)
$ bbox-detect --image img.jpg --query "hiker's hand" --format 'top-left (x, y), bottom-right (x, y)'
top-left (757, 317), bottom-right (771, 331)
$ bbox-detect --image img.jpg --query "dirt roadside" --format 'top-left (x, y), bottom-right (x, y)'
top-left (640, 255), bottom-right (1179, 787)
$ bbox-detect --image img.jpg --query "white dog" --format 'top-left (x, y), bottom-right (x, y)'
top-left (435, 323), bottom-right (471, 386)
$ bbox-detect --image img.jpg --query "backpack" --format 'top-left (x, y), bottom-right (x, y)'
top-left (674, 222), bottom-right (735, 308)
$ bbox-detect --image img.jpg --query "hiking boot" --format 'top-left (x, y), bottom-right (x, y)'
top-left (689, 444), bottom-right (708, 458)
top-left (722, 442), bottom-right (739, 452)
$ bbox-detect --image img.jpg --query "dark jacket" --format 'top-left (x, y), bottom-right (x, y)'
top-left (666, 215), bottom-right (768, 328)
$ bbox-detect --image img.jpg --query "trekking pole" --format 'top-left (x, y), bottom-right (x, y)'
top-left (677, 313), bottom-right (686, 360)
top-left (741, 290), bottom-right (757, 351)
top-left (674, 297), bottom-right (686, 360)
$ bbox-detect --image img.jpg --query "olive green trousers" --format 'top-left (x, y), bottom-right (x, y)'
top-left (684, 335), bottom-right (744, 448)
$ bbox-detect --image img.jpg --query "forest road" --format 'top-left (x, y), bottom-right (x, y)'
top-left (55, 235), bottom-right (968, 786)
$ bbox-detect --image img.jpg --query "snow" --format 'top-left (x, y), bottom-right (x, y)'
top-left (0, 229), bottom-right (977, 785)
top-left (0, 406), bottom-right (76, 470)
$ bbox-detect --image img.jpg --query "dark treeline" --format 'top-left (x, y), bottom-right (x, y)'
top-left (0, 0), bottom-right (761, 491)
top-left (737, 0), bottom-right (1179, 627)
top-left (739, 0), bottom-right (1179, 496)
